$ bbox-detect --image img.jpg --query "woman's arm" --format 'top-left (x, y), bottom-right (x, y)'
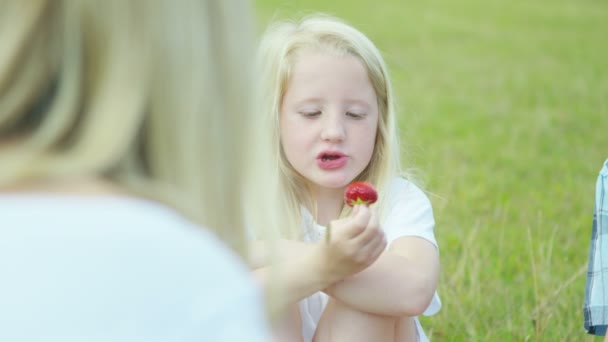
top-left (324, 236), bottom-right (439, 317)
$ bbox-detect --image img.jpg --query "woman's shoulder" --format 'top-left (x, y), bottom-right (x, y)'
top-left (0, 194), bottom-right (250, 278)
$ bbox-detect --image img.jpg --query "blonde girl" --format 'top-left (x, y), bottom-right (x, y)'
top-left (249, 14), bottom-right (441, 342)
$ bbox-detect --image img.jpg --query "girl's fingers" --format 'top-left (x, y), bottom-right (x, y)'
top-left (351, 207), bottom-right (379, 244)
top-left (371, 233), bottom-right (388, 259)
top-left (344, 205), bottom-right (371, 239)
top-left (354, 230), bottom-right (385, 264)
top-left (368, 209), bottom-right (379, 230)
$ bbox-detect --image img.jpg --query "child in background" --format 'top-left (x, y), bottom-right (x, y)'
top-left (584, 159), bottom-right (608, 340)
top-left (248, 14), bottom-right (441, 342)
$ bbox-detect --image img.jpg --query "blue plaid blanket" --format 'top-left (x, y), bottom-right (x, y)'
top-left (585, 159), bottom-right (608, 335)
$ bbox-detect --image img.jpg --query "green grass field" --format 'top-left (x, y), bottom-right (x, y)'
top-left (254, 0), bottom-right (608, 340)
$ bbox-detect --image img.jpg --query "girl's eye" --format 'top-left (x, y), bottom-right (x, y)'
top-left (300, 111), bottom-right (321, 117)
top-left (346, 112), bottom-right (365, 119)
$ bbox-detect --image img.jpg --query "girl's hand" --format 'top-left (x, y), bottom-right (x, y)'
top-left (319, 205), bottom-right (387, 283)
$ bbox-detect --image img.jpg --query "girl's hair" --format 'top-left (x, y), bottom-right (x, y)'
top-left (0, 0), bottom-right (256, 255)
top-left (253, 14), bottom-right (406, 238)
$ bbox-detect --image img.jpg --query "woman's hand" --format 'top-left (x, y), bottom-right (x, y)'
top-left (319, 205), bottom-right (387, 284)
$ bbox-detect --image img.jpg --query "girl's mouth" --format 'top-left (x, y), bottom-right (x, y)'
top-left (322, 155), bottom-right (339, 161)
top-left (317, 152), bottom-right (347, 169)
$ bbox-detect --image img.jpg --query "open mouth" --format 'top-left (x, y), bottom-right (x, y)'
top-left (320, 154), bottom-right (342, 161)
top-left (316, 151), bottom-right (347, 169)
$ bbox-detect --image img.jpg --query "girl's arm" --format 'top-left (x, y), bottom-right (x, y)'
top-left (322, 182), bottom-right (441, 317)
top-left (252, 244), bottom-right (333, 312)
top-left (323, 236), bottom-right (439, 317)
top-left (249, 239), bottom-right (331, 314)
top-left (250, 205), bottom-right (387, 314)
top-left (248, 239), bottom-right (312, 269)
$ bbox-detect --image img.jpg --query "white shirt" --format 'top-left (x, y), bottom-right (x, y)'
top-left (0, 194), bottom-right (271, 341)
top-left (299, 178), bottom-right (441, 342)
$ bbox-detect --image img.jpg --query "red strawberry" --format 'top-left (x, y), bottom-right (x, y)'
top-left (326, 181), bottom-right (378, 243)
top-left (344, 181), bottom-right (378, 207)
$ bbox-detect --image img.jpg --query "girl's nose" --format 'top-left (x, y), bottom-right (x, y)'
top-left (320, 114), bottom-right (345, 142)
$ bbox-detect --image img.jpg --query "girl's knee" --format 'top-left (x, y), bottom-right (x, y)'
top-left (315, 299), bottom-right (398, 341)
top-left (272, 304), bottom-right (303, 342)
top-left (395, 317), bottom-right (417, 342)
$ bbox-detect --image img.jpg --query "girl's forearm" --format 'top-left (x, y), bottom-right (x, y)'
top-left (323, 252), bottom-right (437, 317)
top-left (248, 239), bottom-right (312, 269)
top-left (253, 245), bottom-right (337, 313)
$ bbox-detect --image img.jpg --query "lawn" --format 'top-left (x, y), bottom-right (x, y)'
top-left (254, 0), bottom-right (608, 340)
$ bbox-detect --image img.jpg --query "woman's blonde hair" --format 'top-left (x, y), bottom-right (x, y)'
top-left (0, 0), bottom-right (255, 255)
top-left (253, 14), bottom-right (405, 238)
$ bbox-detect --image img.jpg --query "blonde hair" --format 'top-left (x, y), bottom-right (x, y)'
top-left (0, 0), bottom-right (255, 255)
top-left (254, 14), bottom-right (405, 238)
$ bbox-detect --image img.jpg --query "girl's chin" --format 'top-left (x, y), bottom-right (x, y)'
top-left (312, 178), bottom-right (355, 190)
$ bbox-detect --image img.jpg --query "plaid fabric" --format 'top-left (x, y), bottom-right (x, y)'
top-left (585, 159), bottom-right (608, 335)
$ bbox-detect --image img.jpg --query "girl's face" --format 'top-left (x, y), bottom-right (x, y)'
top-left (280, 51), bottom-right (379, 194)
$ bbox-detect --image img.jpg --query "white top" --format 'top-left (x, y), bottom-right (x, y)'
top-left (299, 178), bottom-right (441, 342)
top-left (0, 194), bottom-right (271, 342)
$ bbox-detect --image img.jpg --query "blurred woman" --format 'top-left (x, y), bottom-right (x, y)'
top-left (0, 1), bottom-right (271, 340)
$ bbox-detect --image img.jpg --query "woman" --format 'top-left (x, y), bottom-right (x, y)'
top-left (0, 1), bottom-right (271, 340)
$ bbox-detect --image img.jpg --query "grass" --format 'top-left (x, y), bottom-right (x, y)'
top-left (254, 0), bottom-right (608, 340)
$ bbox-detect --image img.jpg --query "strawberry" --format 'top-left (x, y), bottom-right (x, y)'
top-left (344, 181), bottom-right (378, 207)
top-left (326, 181), bottom-right (378, 243)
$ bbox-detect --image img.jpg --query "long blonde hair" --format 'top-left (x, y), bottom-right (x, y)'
top-left (0, 0), bottom-right (255, 255)
top-left (253, 14), bottom-right (405, 239)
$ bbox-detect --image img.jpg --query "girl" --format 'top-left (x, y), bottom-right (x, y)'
top-left (249, 14), bottom-right (441, 342)
top-left (0, 1), bottom-right (271, 340)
